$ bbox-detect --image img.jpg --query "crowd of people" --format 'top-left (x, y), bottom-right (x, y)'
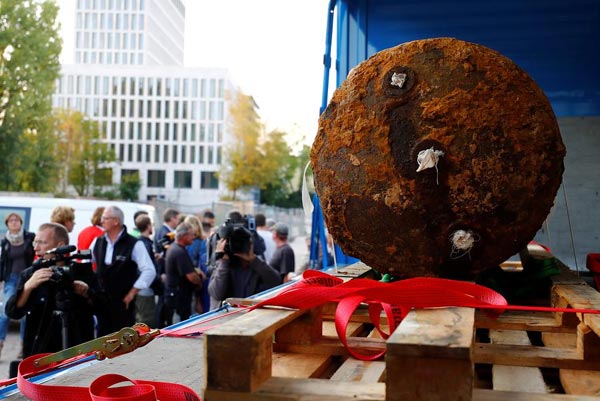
top-left (0, 204), bottom-right (297, 376)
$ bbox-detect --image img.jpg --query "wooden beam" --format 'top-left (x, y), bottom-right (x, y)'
top-left (386, 307), bottom-right (475, 401)
top-left (473, 343), bottom-right (600, 370)
top-left (542, 332), bottom-right (600, 396)
top-left (205, 307), bottom-right (305, 392)
top-left (205, 376), bottom-right (385, 401)
top-left (476, 310), bottom-right (571, 333)
top-left (473, 389), bottom-right (600, 400)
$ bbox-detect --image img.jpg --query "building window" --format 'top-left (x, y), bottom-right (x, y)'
top-left (174, 170), bottom-right (192, 188)
top-left (121, 169), bottom-right (139, 182)
top-left (147, 170), bottom-right (165, 188)
top-left (95, 167), bottom-right (113, 186)
top-left (145, 144), bottom-right (150, 162)
top-left (200, 171), bottom-right (218, 189)
top-left (198, 145), bottom-right (204, 163)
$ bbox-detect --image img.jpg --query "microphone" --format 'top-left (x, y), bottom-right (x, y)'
top-left (44, 245), bottom-right (76, 255)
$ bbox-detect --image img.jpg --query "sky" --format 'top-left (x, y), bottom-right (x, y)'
top-left (57, 0), bottom-right (332, 150)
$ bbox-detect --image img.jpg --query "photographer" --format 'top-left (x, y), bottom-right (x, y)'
top-left (207, 211), bottom-right (266, 277)
top-left (208, 225), bottom-right (280, 310)
top-left (5, 223), bottom-right (96, 358)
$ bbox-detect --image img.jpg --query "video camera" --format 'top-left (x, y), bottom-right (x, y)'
top-left (32, 245), bottom-right (93, 289)
top-left (158, 231), bottom-right (176, 252)
top-left (216, 215), bottom-right (256, 259)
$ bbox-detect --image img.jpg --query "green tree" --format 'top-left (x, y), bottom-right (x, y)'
top-left (220, 90), bottom-right (263, 200)
top-left (54, 109), bottom-right (116, 196)
top-left (14, 126), bottom-right (60, 192)
top-left (120, 171), bottom-right (142, 201)
top-left (259, 130), bottom-right (297, 205)
top-left (0, 0), bottom-right (62, 190)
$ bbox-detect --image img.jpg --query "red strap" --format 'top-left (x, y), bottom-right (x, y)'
top-left (16, 354), bottom-right (201, 401)
top-left (252, 270), bottom-right (600, 361)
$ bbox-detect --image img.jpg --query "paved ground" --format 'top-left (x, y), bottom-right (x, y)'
top-left (0, 313), bottom-right (21, 380)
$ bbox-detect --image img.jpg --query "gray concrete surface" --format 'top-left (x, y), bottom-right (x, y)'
top-left (533, 116), bottom-right (600, 271)
top-left (0, 312), bottom-right (21, 380)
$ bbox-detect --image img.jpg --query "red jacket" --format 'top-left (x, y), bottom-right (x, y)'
top-left (77, 225), bottom-right (104, 250)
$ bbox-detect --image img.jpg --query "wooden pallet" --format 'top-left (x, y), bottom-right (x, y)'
top-left (204, 266), bottom-right (600, 401)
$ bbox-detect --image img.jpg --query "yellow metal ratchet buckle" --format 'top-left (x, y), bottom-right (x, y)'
top-left (34, 323), bottom-right (160, 367)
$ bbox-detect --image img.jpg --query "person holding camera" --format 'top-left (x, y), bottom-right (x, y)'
top-left (164, 223), bottom-right (205, 324)
top-left (5, 223), bottom-right (96, 359)
top-left (208, 225), bottom-right (280, 309)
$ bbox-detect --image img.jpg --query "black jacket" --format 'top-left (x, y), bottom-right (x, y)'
top-left (6, 263), bottom-right (98, 358)
top-left (93, 229), bottom-right (140, 301)
top-left (0, 231), bottom-right (35, 282)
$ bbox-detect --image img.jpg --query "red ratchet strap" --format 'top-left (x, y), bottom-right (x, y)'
top-left (252, 270), bottom-right (600, 361)
top-left (16, 353), bottom-right (201, 401)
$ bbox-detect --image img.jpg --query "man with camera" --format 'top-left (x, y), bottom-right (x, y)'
top-left (208, 224), bottom-right (280, 309)
top-left (5, 223), bottom-right (96, 358)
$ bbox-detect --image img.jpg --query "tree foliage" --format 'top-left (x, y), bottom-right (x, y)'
top-left (220, 91), bottom-right (263, 200)
top-left (0, 0), bottom-right (62, 190)
top-left (54, 109), bottom-right (116, 196)
top-left (222, 89), bottom-right (311, 207)
top-left (120, 171), bottom-right (142, 201)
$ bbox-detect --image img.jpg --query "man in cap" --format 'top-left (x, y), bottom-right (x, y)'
top-left (270, 223), bottom-right (295, 283)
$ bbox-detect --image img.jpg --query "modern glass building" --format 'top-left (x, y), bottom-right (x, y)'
top-left (52, 0), bottom-right (233, 204)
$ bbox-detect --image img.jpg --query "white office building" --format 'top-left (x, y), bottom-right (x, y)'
top-left (52, 0), bottom-right (234, 205)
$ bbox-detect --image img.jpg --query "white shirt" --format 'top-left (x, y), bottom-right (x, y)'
top-left (257, 228), bottom-right (276, 263)
top-left (94, 228), bottom-right (156, 293)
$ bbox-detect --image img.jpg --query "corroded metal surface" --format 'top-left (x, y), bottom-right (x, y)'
top-left (311, 38), bottom-right (565, 279)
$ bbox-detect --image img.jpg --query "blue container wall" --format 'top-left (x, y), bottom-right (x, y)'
top-left (335, 0), bottom-right (600, 116)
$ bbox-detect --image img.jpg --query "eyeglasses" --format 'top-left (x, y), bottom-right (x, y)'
top-left (101, 216), bottom-right (116, 221)
top-left (33, 240), bottom-right (50, 246)
top-left (7, 218), bottom-right (21, 223)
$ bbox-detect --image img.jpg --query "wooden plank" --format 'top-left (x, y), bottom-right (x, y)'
top-left (275, 307), bottom-right (323, 345)
top-left (386, 307), bottom-right (475, 401)
top-left (205, 307), bottom-right (306, 392)
top-left (584, 314), bottom-right (600, 337)
top-left (489, 330), bottom-right (547, 393)
top-left (205, 376), bottom-right (385, 401)
top-left (272, 353), bottom-right (334, 379)
top-left (474, 389), bottom-right (600, 401)
top-left (476, 310), bottom-right (571, 333)
top-left (543, 332), bottom-right (600, 396)
top-left (473, 343), bottom-right (600, 370)
top-left (553, 284), bottom-right (600, 311)
top-left (330, 359), bottom-right (386, 383)
top-left (322, 320), bottom-right (368, 337)
top-left (273, 336), bottom-right (386, 356)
